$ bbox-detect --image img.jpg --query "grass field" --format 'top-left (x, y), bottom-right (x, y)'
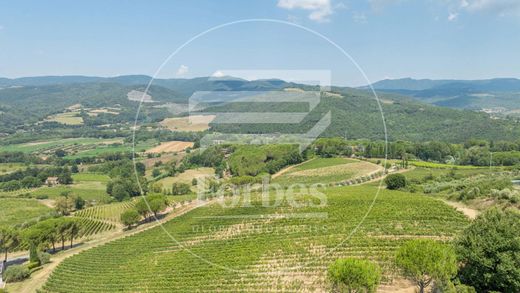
top-left (0, 198), bottom-right (53, 226)
top-left (160, 115), bottom-right (215, 132)
top-left (72, 173), bottom-right (111, 183)
top-left (29, 185), bottom-right (110, 202)
top-left (0, 162), bottom-right (29, 175)
top-left (158, 168), bottom-right (215, 192)
top-left (45, 111), bottom-right (84, 125)
top-left (42, 185), bottom-right (468, 292)
top-left (0, 138), bottom-right (124, 154)
top-left (273, 158), bottom-right (382, 186)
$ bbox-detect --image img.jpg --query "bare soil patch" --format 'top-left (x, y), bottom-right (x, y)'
top-left (145, 141), bottom-right (194, 154)
top-left (160, 115), bottom-right (215, 132)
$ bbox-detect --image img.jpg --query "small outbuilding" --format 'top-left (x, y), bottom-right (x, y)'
top-left (45, 176), bottom-right (59, 186)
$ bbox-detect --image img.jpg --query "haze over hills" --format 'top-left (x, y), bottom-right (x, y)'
top-left (364, 78), bottom-right (520, 115)
top-left (0, 75), bottom-right (519, 142)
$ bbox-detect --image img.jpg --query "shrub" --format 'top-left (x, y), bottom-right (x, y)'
top-left (35, 194), bottom-right (49, 200)
top-left (328, 258), bottom-right (381, 293)
top-left (3, 265), bottom-right (30, 282)
top-left (384, 174), bottom-right (406, 190)
top-left (171, 182), bottom-right (191, 195)
top-left (27, 261), bottom-right (40, 270)
top-left (38, 251), bottom-right (51, 264)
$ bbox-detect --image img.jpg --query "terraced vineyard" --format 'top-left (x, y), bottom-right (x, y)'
top-left (273, 157), bottom-right (382, 186)
top-left (74, 201), bottom-right (136, 223)
top-left (43, 185), bottom-right (468, 292)
top-left (77, 218), bottom-right (116, 237)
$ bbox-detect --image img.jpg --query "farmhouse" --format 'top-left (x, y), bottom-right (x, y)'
top-left (45, 176), bottom-right (59, 186)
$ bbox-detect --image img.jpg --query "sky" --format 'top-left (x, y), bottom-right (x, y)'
top-left (1, 0), bottom-right (520, 86)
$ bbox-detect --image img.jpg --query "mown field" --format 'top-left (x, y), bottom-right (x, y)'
top-left (157, 168), bottom-right (215, 192)
top-left (42, 184), bottom-right (468, 292)
top-left (24, 173), bottom-right (111, 202)
top-left (272, 158), bottom-right (382, 186)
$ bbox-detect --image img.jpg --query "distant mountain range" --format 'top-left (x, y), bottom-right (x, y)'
top-left (363, 78), bottom-right (520, 116)
top-left (1, 75), bottom-right (519, 142)
top-left (0, 75), bottom-right (297, 97)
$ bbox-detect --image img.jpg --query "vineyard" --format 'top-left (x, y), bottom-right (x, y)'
top-left (273, 158), bottom-right (382, 186)
top-left (74, 201), bottom-right (136, 224)
top-left (42, 184), bottom-right (468, 292)
top-left (77, 218), bottom-right (116, 237)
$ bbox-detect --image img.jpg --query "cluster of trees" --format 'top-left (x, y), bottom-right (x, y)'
top-left (0, 166), bottom-right (72, 191)
top-left (120, 195), bottom-right (168, 229)
top-left (328, 208), bottom-right (520, 292)
top-left (98, 159), bottom-right (148, 201)
top-left (0, 151), bottom-right (42, 164)
top-left (228, 145), bottom-right (303, 176)
top-left (1, 217), bottom-right (81, 266)
top-left (307, 138), bottom-right (520, 167)
top-left (312, 138), bottom-right (353, 158)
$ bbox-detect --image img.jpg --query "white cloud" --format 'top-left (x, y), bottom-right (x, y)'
top-left (352, 12), bottom-right (367, 23)
top-left (458, 0), bottom-right (520, 15)
top-left (277, 0), bottom-right (333, 22)
top-left (448, 12), bottom-right (459, 21)
top-left (176, 65), bottom-right (189, 76)
top-left (212, 70), bottom-right (225, 78)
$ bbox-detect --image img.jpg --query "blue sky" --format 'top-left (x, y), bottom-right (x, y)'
top-left (1, 0), bottom-right (519, 86)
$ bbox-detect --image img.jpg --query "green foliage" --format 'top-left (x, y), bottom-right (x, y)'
top-left (0, 226), bottom-right (20, 262)
top-left (456, 208), bottom-right (520, 292)
top-left (171, 182), bottom-right (191, 195)
top-left (384, 174), bottom-right (407, 190)
top-left (228, 144), bottom-right (303, 176)
top-left (313, 138), bottom-right (353, 158)
top-left (120, 209), bottom-right (140, 228)
top-left (395, 239), bottom-right (457, 293)
top-left (328, 258), bottom-right (381, 293)
top-left (3, 264), bottom-right (30, 282)
top-left (38, 251), bottom-right (51, 265)
top-left (0, 198), bottom-right (53, 227)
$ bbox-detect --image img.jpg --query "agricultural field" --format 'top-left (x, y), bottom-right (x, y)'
top-left (160, 115), bottom-right (215, 132)
top-left (0, 138), bottom-right (126, 154)
top-left (272, 158), bottom-right (382, 186)
top-left (45, 111), bottom-right (84, 125)
top-left (145, 141), bottom-right (194, 154)
top-left (409, 160), bottom-right (483, 169)
top-left (74, 200), bottom-right (136, 224)
top-left (41, 185), bottom-right (468, 292)
top-left (0, 162), bottom-right (32, 175)
top-left (157, 168), bottom-right (215, 192)
top-left (28, 185), bottom-right (110, 202)
top-left (0, 198), bottom-right (53, 226)
top-left (76, 218), bottom-right (117, 237)
top-left (404, 166), bottom-right (495, 182)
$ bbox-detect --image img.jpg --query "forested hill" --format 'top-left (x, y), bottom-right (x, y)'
top-left (363, 78), bottom-right (520, 114)
top-left (207, 88), bottom-right (520, 142)
top-left (0, 76), bottom-right (519, 142)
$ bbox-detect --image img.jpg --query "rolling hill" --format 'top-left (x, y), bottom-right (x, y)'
top-left (364, 78), bottom-right (520, 116)
top-left (0, 76), bottom-right (519, 142)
